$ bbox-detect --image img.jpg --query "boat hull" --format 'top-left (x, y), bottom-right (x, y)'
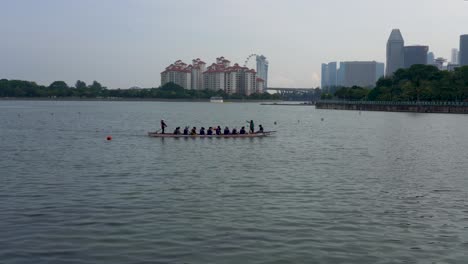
top-left (148, 131), bottom-right (275, 138)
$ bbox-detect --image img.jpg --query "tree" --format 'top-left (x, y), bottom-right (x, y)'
top-left (48, 81), bottom-right (69, 89)
top-left (75, 80), bottom-right (87, 89)
top-left (89, 81), bottom-right (103, 90)
top-left (159, 82), bottom-right (184, 92)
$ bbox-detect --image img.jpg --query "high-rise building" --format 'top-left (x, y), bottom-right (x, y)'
top-left (321, 63), bottom-right (329, 89)
top-left (460, 35), bottom-right (468, 66)
top-left (321, 62), bottom-right (338, 93)
top-left (161, 60), bottom-right (192, 90)
top-left (451, 48), bottom-right (459, 64)
top-left (404, 45), bottom-right (429, 68)
top-left (328, 62), bottom-right (337, 88)
top-left (190, 58), bottom-right (206, 90)
top-left (204, 57), bottom-right (230, 92)
top-left (202, 57), bottom-right (259, 95)
top-left (386, 29), bottom-right (405, 76)
top-left (256, 55), bottom-right (269, 89)
top-left (337, 62), bottom-right (346, 86)
top-left (376, 63), bottom-right (385, 81)
top-left (256, 78), bottom-right (265, 94)
top-left (341, 61), bottom-right (382, 88)
top-left (427, 52), bottom-right (435, 65)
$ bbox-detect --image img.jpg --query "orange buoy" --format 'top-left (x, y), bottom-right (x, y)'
top-left (106, 136), bottom-right (112, 141)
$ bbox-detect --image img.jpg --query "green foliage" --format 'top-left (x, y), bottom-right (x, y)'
top-left (334, 86), bottom-right (370, 100)
top-left (75, 80), bottom-right (87, 89)
top-left (354, 65), bottom-right (468, 102)
top-left (0, 80), bottom-right (281, 100)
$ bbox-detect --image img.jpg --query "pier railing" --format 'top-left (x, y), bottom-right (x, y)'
top-left (317, 100), bottom-right (468, 107)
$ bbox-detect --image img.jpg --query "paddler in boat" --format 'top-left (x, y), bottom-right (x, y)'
top-left (199, 127), bottom-right (206, 135)
top-left (257, 125), bottom-right (264, 133)
top-left (216, 126), bottom-right (222, 135)
top-left (160, 119), bottom-right (167, 134)
top-left (190, 127), bottom-right (197, 135)
top-left (223, 126), bottom-right (230, 135)
top-left (240, 126), bottom-right (246, 134)
top-left (183, 126), bottom-right (189, 135)
top-left (207, 127), bottom-right (213, 135)
top-left (231, 127), bottom-right (238, 134)
top-left (173, 127), bottom-right (181, 135)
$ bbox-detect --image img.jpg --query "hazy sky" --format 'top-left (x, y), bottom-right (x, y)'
top-left (1, 0), bottom-right (467, 88)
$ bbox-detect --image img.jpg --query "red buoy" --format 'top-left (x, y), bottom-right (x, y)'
top-left (106, 136), bottom-right (112, 141)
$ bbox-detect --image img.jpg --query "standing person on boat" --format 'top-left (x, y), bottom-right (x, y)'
top-left (190, 127), bottom-right (197, 135)
top-left (207, 127), bottom-right (213, 135)
top-left (183, 126), bottom-right (189, 135)
top-left (199, 127), bottom-right (206, 135)
top-left (257, 125), bottom-right (264, 133)
top-left (240, 126), bottom-right (246, 134)
top-left (223, 126), bottom-right (230, 135)
top-left (160, 120), bottom-right (167, 134)
top-left (173, 127), bottom-right (181, 135)
top-left (216, 126), bottom-right (222, 135)
top-left (246, 120), bottom-right (254, 133)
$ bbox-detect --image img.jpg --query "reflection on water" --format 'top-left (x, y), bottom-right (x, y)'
top-left (1, 100), bottom-right (468, 264)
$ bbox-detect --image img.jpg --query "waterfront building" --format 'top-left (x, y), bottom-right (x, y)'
top-left (241, 68), bottom-right (257, 96)
top-left (376, 62), bottom-right (385, 81)
top-left (451, 48), bottom-right (459, 64)
top-left (386, 29), bottom-right (405, 76)
top-left (191, 58), bottom-right (206, 90)
top-left (321, 63), bottom-right (329, 89)
top-left (256, 78), bottom-right (265, 94)
top-left (434, 57), bottom-right (446, 70)
top-left (204, 58), bottom-right (229, 92)
top-left (427, 52), bottom-right (435, 65)
top-left (337, 62), bottom-right (346, 87)
top-left (328, 62), bottom-right (337, 88)
top-left (256, 55), bottom-right (269, 89)
top-left (447, 64), bottom-right (459, 72)
top-left (321, 62), bottom-right (337, 93)
top-left (161, 60), bottom-right (192, 90)
top-left (223, 63), bottom-right (256, 95)
top-left (203, 57), bottom-right (259, 95)
top-left (460, 35), bottom-right (468, 66)
top-left (341, 61), bottom-right (382, 88)
top-left (404, 45), bottom-right (429, 68)
top-left (163, 56), bottom-right (260, 96)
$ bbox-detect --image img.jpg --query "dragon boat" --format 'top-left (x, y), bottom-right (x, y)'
top-left (147, 131), bottom-right (276, 138)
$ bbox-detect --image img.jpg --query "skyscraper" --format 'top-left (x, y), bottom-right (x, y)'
top-left (451, 48), bottom-right (459, 64)
top-left (427, 52), bottom-right (435, 65)
top-left (460, 35), bottom-right (468, 66)
top-left (337, 62), bottom-right (346, 87)
top-left (321, 62), bottom-right (338, 93)
top-left (404, 45), bottom-right (429, 68)
top-left (327, 62), bottom-right (337, 88)
top-left (341, 61), bottom-right (382, 88)
top-left (256, 55), bottom-right (269, 89)
top-left (321, 63), bottom-right (329, 90)
top-left (376, 63), bottom-right (385, 81)
top-left (386, 29), bottom-right (405, 76)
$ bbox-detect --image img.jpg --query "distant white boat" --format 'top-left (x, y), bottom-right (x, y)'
top-left (210, 96), bottom-right (223, 103)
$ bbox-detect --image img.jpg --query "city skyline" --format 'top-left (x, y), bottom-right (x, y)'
top-left (1, 0), bottom-right (468, 89)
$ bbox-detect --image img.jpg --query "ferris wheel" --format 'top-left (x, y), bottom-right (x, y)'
top-left (244, 54), bottom-right (258, 67)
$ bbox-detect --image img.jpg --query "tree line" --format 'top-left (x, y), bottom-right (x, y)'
top-left (0, 79), bottom-right (281, 100)
top-left (322, 65), bottom-right (468, 101)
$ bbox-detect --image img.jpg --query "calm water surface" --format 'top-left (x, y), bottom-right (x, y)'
top-left (1, 100), bottom-right (467, 264)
